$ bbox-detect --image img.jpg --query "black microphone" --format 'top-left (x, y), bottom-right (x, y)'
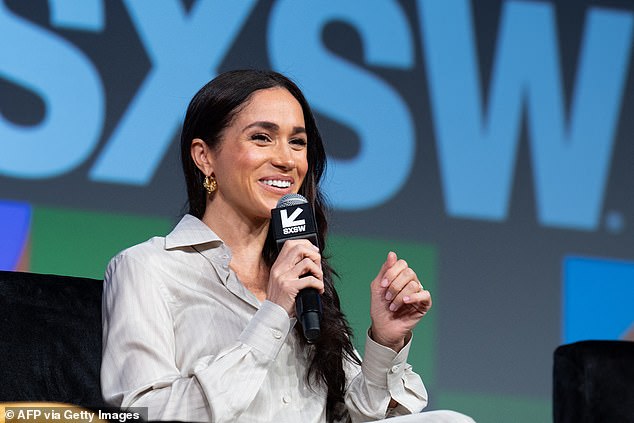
top-left (271, 193), bottom-right (322, 343)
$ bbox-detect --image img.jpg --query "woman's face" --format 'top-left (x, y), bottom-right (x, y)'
top-left (209, 87), bottom-right (309, 221)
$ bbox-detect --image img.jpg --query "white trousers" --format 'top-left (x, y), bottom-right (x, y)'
top-left (373, 410), bottom-right (476, 422)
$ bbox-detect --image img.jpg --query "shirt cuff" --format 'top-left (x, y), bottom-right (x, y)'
top-left (239, 300), bottom-right (292, 361)
top-left (361, 330), bottom-right (413, 388)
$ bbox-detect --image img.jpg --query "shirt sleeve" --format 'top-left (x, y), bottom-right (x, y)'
top-left (344, 331), bottom-right (428, 422)
top-left (100, 252), bottom-right (293, 422)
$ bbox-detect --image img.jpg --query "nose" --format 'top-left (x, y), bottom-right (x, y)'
top-left (271, 143), bottom-right (295, 171)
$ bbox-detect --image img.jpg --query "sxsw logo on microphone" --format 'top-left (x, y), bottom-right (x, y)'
top-left (281, 208), bottom-right (306, 235)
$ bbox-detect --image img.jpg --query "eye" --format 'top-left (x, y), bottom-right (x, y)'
top-left (290, 138), bottom-right (307, 149)
top-left (251, 133), bottom-right (272, 143)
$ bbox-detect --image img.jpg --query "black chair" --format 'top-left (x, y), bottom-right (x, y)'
top-left (553, 340), bottom-right (634, 422)
top-left (0, 271), bottom-right (105, 407)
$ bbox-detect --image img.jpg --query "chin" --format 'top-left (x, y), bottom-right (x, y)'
top-left (263, 194), bottom-right (284, 208)
top-left (258, 201), bottom-right (279, 217)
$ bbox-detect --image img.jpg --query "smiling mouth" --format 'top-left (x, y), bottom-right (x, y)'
top-left (261, 179), bottom-right (292, 189)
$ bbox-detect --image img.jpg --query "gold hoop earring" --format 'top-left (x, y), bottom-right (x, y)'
top-left (203, 175), bottom-right (217, 195)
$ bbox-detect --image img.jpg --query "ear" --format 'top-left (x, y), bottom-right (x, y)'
top-left (191, 138), bottom-right (215, 176)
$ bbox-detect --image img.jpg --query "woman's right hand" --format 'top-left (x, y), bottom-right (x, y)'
top-left (267, 239), bottom-right (324, 316)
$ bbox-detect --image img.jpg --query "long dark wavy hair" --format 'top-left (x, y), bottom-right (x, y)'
top-left (180, 69), bottom-right (360, 421)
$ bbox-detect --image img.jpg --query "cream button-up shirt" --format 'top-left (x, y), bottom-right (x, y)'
top-left (101, 215), bottom-right (428, 422)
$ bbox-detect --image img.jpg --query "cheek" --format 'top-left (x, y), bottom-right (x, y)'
top-left (235, 149), bottom-right (267, 173)
top-left (297, 155), bottom-right (309, 181)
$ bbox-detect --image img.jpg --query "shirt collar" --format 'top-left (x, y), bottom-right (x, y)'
top-left (164, 214), bottom-right (223, 250)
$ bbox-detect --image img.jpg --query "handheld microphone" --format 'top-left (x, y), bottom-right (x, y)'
top-left (271, 193), bottom-right (322, 343)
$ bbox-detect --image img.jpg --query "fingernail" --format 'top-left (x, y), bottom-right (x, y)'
top-left (385, 291), bottom-right (393, 301)
top-left (389, 303), bottom-right (397, 311)
top-left (381, 278), bottom-right (389, 288)
top-left (312, 244), bottom-right (320, 251)
top-left (403, 296), bottom-right (410, 303)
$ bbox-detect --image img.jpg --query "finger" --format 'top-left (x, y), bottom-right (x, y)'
top-left (383, 259), bottom-right (410, 284)
top-left (383, 261), bottom-right (414, 298)
top-left (403, 289), bottom-right (432, 306)
top-left (278, 274), bottom-right (325, 300)
top-left (400, 289), bottom-right (432, 315)
top-left (375, 254), bottom-right (392, 286)
top-left (277, 240), bottom-right (321, 268)
top-left (280, 239), bottom-right (319, 254)
top-left (297, 275), bottom-right (325, 294)
top-left (293, 257), bottom-right (323, 282)
top-left (378, 252), bottom-right (400, 288)
top-left (386, 251), bottom-right (398, 267)
top-left (387, 278), bottom-right (420, 310)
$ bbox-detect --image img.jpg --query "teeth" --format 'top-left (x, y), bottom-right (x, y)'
top-left (263, 179), bottom-right (291, 188)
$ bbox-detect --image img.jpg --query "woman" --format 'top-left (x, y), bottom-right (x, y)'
top-left (101, 70), bottom-right (472, 422)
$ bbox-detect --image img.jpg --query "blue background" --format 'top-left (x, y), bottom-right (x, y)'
top-left (2, 1), bottom-right (633, 421)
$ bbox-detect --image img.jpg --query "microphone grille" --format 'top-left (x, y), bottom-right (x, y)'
top-left (277, 193), bottom-right (308, 208)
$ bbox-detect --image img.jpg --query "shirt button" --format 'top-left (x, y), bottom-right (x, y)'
top-left (282, 395), bottom-right (291, 404)
top-left (391, 365), bottom-right (400, 373)
top-left (272, 329), bottom-right (282, 339)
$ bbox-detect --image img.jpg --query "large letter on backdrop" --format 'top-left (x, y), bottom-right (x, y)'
top-left (418, 0), bottom-right (632, 230)
top-left (0, 2), bottom-right (104, 178)
top-left (269, 1), bottom-right (415, 210)
top-left (90, 0), bottom-right (257, 185)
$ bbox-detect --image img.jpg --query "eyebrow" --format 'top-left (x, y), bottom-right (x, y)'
top-left (243, 121), bottom-right (306, 135)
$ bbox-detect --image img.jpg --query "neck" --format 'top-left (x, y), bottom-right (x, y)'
top-left (202, 198), bottom-right (269, 254)
top-left (201, 198), bottom-right (271, 299)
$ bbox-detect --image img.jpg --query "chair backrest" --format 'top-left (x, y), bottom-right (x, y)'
top-left (553, 340), bottom-right (634, 422)
top-left (0, 271), bottom-right (105, 407)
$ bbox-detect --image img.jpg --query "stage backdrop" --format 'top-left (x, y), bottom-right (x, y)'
top-left (2, 1), bottom-right (634, 421)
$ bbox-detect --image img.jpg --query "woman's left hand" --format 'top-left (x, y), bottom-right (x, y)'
top-left (369, 251), bottom-right (432, 352)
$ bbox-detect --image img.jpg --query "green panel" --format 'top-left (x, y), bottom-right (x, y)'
top-left (436, 392), bottom-right (551, 423)
top-left (329, 235), bottom-right (438, 387)
top-left (31, 207), bottom-right (172, 279)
